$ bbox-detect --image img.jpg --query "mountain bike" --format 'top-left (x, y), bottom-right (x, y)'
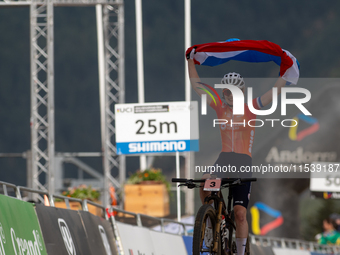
top-left (172, 177), bottom-right (257, 255)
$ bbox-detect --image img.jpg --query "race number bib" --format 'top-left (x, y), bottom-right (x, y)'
top-left (203, 178), bottom-right (222, 191)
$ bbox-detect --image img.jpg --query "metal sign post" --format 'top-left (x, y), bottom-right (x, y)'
top-left (176, 151), bottom-right (181, 222)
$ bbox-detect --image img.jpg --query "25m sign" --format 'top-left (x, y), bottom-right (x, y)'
top-left (115, 101), bottom-right (199, 155)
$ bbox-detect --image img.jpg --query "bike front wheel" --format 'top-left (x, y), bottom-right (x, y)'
top-left (193, 204), bottom-right (221, 255)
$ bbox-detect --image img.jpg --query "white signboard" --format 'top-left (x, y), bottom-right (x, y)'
top-left (115, 101), bottom-right (199, 155)
top-left (116, 222), bottom-right (188, 255)
top-left (116, 222), bottom-right (155, 254)
top-left (149, 230), bottom-right (188, 255)
top-left (273, 248), bottom-right (311, 255)
top-left (310, 162), bottom-right (340, 192)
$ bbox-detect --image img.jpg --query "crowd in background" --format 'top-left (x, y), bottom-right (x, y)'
top-left (316, 213), bottom-right (340, 245)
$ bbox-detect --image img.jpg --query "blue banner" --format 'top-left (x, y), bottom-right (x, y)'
top-left (182, 236), bottom-right (193, 255)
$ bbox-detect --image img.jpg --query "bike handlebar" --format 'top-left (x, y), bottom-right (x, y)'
top-left (238, 178), bottom-right (257, 183)
top-left (171, 178), bottom-right (192, 183)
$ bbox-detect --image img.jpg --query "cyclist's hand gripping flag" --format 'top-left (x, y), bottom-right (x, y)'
top-left (186, 39), bottom-right (300, 85)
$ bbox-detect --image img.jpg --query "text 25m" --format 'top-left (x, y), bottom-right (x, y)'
top-left (136, 119), bottom-right (178, 134)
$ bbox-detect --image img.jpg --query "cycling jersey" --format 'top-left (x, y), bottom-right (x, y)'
top-left (210, 97), bottom-right (261, 157)
top-left (205, 97), bottom-right (262, 209)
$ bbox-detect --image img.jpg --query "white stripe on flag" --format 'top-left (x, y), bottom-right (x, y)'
top-left (194, 50), bottom-right (246, 64)
top-left (205, 50), bottom-right (246, 59)
top-left (282, 49), bottom-right (299, 85)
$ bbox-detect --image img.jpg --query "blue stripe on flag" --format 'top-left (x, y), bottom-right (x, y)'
top-left (202, 50), bottom-right (282, 67)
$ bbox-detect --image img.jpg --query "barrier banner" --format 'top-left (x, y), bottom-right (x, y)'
top-left (78, 211), bottom-right (118, 255)
top-left (273, 248), bottom-right (311, 255)
top-left (182, 236), bottom-right (193, 255)
top-left (311, 253), bottom-right (334, 255)
top-left (0, 194), bottom-right (47, 255)
top-left (149, 230), bottom-right (187, 255)
top-left (35, 204), bottom-right (91, 255)
top-left (116, 221), bottom-right (189, 255)
top-left (250, 243), bottom-right (275, 255)
top-left (116, 222), bottom-right (156, 254)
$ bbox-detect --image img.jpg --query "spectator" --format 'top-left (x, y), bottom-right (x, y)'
top-left (318, 217), bottom-right (340, 245)
top-left (330, 213), bottom-right (340, 232)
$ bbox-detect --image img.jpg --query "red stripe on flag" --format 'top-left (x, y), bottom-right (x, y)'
top-left (186, 40), bottom-right (294, 76)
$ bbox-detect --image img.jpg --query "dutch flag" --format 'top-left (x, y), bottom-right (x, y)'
top-left (186, 39), bottom-right (300, 85)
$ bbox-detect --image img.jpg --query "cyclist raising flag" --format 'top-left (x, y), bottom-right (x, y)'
top-left (186, 39), bottom-right (298, 255)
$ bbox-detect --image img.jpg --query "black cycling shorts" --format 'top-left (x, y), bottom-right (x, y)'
top-left (206, 152), bottom-right (252, 209)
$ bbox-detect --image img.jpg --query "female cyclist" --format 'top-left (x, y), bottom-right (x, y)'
top-left (187, 48), bottom-right (286, 255)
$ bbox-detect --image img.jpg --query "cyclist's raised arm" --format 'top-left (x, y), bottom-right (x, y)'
top-left (187, 58), bottom-right (214, 106)
top-left (259, 77), bottom-right (286, 107)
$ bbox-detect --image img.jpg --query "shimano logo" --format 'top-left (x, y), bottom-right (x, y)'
top-left (128, 141), bottom-right (186, 153)
top-left (98, 226), bottom-right (111, 255)
top-left (58, 219), bottom-right (76, 255)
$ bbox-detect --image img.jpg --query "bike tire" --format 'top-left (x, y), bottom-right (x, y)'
top-left (226, 210), bottom-right (235, 255)
top-left (193, 204), bottom-right (221, 255)
top-left (227, 223), bottom-right (235, 255)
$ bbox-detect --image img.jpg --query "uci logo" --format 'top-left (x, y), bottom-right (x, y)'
top-left (58, 219), bottom-right (76, 255)
top-left (116, 107), bottom-right (133, 113)
top-left (98, 225), bottom-right (112, 255)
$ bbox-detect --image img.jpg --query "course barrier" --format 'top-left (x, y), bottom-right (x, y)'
top-left (251, 235), bottom-right (340, 255)
top-left (36, 204), bottom-right (118, 255)
top-left (79, 211), bottom-right (117, 255)
top-left (107, 207), bottom-right (191, 255)
top-left (1, 180), bottom-right (340, 255)
top-left (0, 194), bottom-right (47, 255)
top-left (250, 244), bottom-right (275, 255)
top-left (0, 181), bottom-right (119, 255)
top-left (36, 204), bottom-right (93, 255)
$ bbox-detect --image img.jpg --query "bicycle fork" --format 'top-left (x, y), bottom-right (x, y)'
top-left (213, 200), bottom-right (224, 252)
